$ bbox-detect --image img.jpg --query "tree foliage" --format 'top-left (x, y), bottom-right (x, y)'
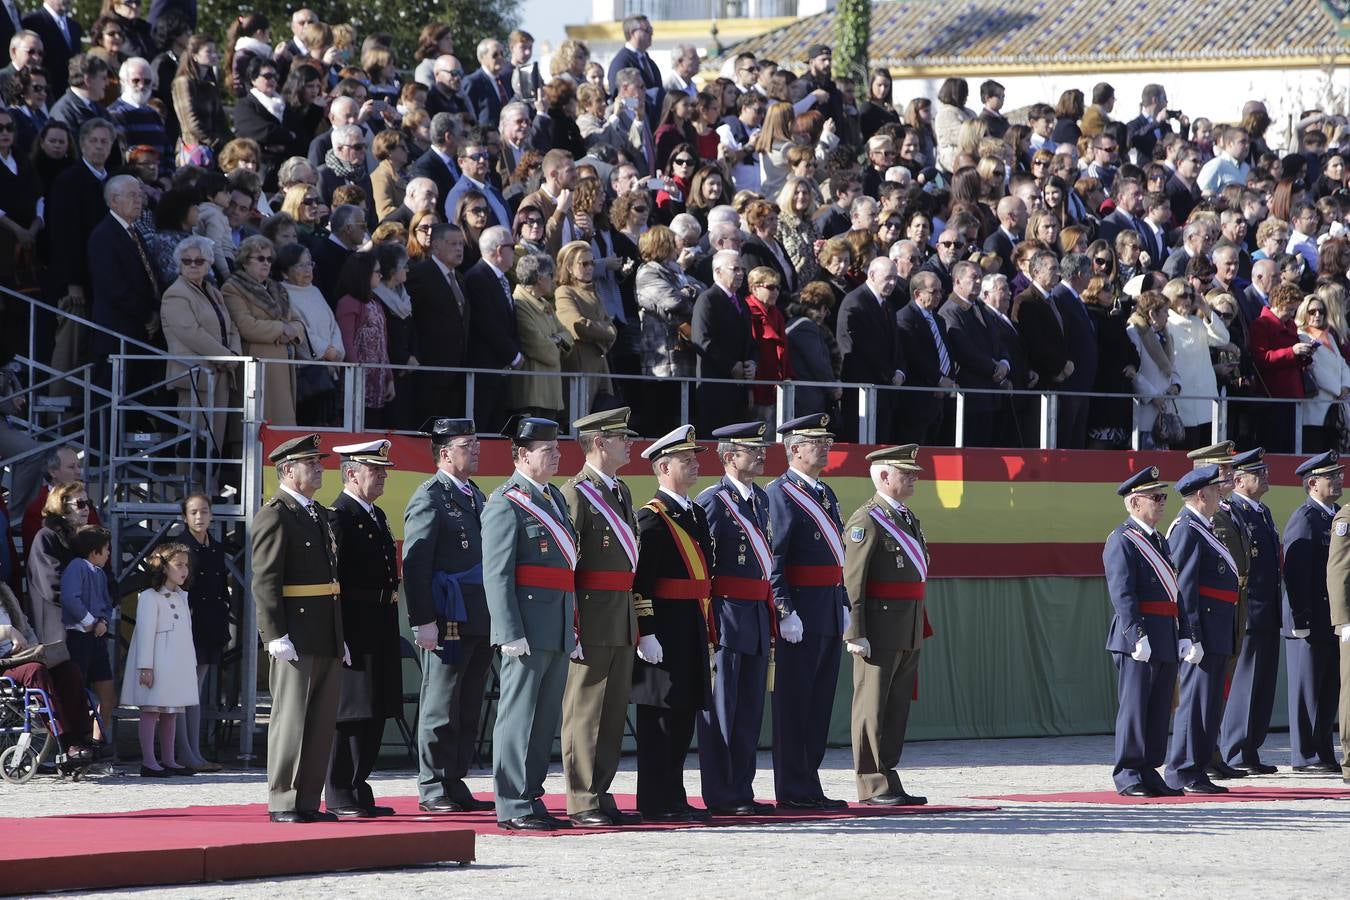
top-left (836, 0), bottom-right (871, 82)
top-left (73, 0), bottom-right (521, 72)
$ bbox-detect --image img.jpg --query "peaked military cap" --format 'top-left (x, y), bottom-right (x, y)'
top-left (866, 444), bottom-right (923, 472)
top-left (1176, 464), bottom-right (1221, 496)
top-left (1232, 448), bottom-right (1267, 472)
top-left (1296, 450), bottom-right (1343, 478)
top-left (1117, 466), bottom-right (1168, 497)
top-left (777, 413), bottom-right (833, 438)
top-left (642, 424), bottom-right (705, 460)
top-left (573, 406), bottom-right (639, 436)
top-left (421, 417), bottom-right (476, 443)
top-left (1186, 441), bottom-right (1236, 465)
top-left (268, 433), bottom-right (328, 464)
top-left (711, 421), bottom-right (769, 447)
top-left (504, 415), bottom-right (560, 444)
top-left (332, 438), bottom-right (394, 466)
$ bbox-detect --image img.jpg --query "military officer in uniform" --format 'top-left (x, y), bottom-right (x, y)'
top-left (631, 425), bottom-right (714, 822)
top-left (559, 407), bottom-right (643, 828)
top-left (325, 440), bottom-right (402, 817)
top-left (1326, 466), bottom-right (1350, 783)
top-left (1219, 448), bottom-right (1283, 774)
top-left (403, 418), bottom-right (497, 813)
top-left (1102, 467), bottom-right (1182, 797)
top-left (766, 413), bottom-right (850, 810)
top-left (1163, 466), bottom-right (1240, 794)
top-left (1282, 450), bottom-right (1343, 773)
top-left (843, 444), bottom-right (932, 806)
top-left (694, 421), bottom-right (777, 816)
top-left (481, 417), bottom-right (578, 831)
top-left (1185, 442), bottom-right (1251, 781)
top-left (252, 434), bottom-right (348, 823)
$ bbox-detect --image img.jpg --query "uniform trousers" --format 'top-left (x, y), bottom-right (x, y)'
top-left (696, 645), bottom-right (769, 808)
top-left (635, 703), bottom-right (696, 815)
top-left (1286, 637), bottom-right (1340, 767)
top-left (267, 654), bottom-right (341, 812)
top-left (325, 717), bottom-right (383, 809)
top-left (1165, 652), bottom-right (1230, 788)
top-left (1340, 641), bottom-right (1350, 778)
top-left (772, 631), bottom-right (841, 803)
top-left (1111, 652), bottom-right (1179, 792)
top-left (851, 646), bottom-right (921, 800)
top-left (1218, 628), bottom-right (1281, 767)
top-left (493, 646), bottom-right (568, 821)
top-left (417, 635), bottom-right (493, 804)
top-left (562, 643), bottom-right (635, 815)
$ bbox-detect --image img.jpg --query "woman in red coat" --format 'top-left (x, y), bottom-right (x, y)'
top-left (745, 266), bottom-right (793, 424)
top-left (1249, 282), bottom-right (1318, 451)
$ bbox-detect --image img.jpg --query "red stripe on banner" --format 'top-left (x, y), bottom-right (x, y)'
top-left (928, 543), bottom-right (1105, 578)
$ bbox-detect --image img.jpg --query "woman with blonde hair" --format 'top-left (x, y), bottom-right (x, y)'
top-left (634, 224), bottom-right (698, 435)
top-left (1297, 291), bottom-right (1350, 450)
top-left (555, 240), bottom-right (617, 413)
top-left (754, 102), bottom-right (798, 198)
top-left (904, 97), bottom-right (937, 167)
top-left (1163, 277), bottom-right (1233, 448)
top-left (280, 183), bottom-right (325, 238)
top-left (1126, 291), bottom-right (1180, 447)
top-left (744, 266), bottom-right (792, 424)
top-left (775, 175), bottom-right (821, 286)
top-left (550, 39), bottom-right (590, 82)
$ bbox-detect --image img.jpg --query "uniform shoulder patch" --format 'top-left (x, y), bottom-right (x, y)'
top-left (849, 525), bottom-right (866, 543)
top-left (1337, 521), bottom-right (1348, 537)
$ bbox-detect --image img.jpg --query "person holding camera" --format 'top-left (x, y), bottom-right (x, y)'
top-left (1126, 84), bottom-right (1186, 166)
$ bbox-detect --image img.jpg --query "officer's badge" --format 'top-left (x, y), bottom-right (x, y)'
top-left (849, 526), bottom-right (865, 543)
top-left (1336, 521), bottom-right (1348, 537)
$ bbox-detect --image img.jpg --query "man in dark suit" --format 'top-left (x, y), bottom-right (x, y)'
top-left (1162, 221), bottom-right (1209, 281)
top-left (22, 0), bottom-right (80, 97)
top-left (1012, 250), bottom-right (1074, 395)
top-left (606, 13), bottom-right (661, 119)
top-left (425, 54), bottom-right (473, 119)
top-left (408, 112), bottom-right (461, 203)
top-left (836, 258), bottom-right (903, 443)
top-left (47, 52), bottom-right (109, 135)
top-left (310, 204), bottom-right (365, 304)
top-left (316, 123), bottom-right (374, 220)
top-left (691, 249), bottom-right (755, 435)
top-left (379, 176), bottom-right (438, 229)
top-left (462, 38), bottom-right (511, 127)
top-left (252, 434), bottom-right (346, 823)
top-left (1240, 258), bottom-right (1275, 327)
top-left (325, 439), bottom-right (401, 819)
top-left (407, 224), bottom-right (470, 421)
top-left (86, 174), bottom-right (157, 356)
top-left (1096, 177), bottom-right (1144, 247)
top-left (1050, 253), bottom-right (1099, 450)
top-left (980, 273), bottom-right (1035, 446)
top-left (463, 225), bottom-right (521, 434)
top-left (1167, 146), bottom-right (1203, 226)
top-left (940, 262), bottom-right (1009, 447)
top-left (1125, 83), bottom-right (1177, 165)
top-left (982, 196), bottom-right (1025, 278)
top-left (895, 270), bottom-right (955, 444)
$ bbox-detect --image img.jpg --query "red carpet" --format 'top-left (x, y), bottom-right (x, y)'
top-left (973, 787), bottom-right (1350, 805)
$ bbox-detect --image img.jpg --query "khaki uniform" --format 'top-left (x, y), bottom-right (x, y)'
top-left (558, 467), bottom-right (640, 815)
top-left (1325, 505), bottom-right (1350, 778)
top-left (842, 493), bottom-right (930, 800)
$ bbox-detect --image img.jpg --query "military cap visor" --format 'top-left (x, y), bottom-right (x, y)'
top-left (711, 421), bottom-right (770, 447)
top-left (505, 415), bottom-right (561, 444)
top-left (1296, 450), bottom-right (1344, 478)
top-left (1232, 448), bottom-right (1267, 472)
top-left (1117, 466), bottom-right (1168, 497)
top-left (777, 413), bottom-right (834, 438)
top-left (1186, 441), bottom-right (1236, 465)
top-left (866, 444), bottom-right (923, 472)
top-left (332, 438), bottom-right (394, 467)
top-left (572, 405), bottom-right (639, 436)
top-left (421, 417), bottom-right (476, 441)
top-left (268, 433), bottom-right (328, 463)
top-left (642, 425), bottom-right (706, 460)
top-left (1175, 464), bottom-right (1222, 496)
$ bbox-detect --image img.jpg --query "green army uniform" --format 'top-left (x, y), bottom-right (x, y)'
top-left (842, 445), bottom-right (931, 804)
top-left (558, 408), bottom-right (641, 820)
top-left (252, 434), bottom-right (344, 817)
top-left (1325, 505), bottom-right (1350, 781)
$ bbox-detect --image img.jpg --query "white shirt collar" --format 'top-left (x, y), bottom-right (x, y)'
top-left (1128, 515), bottom-right (1156, 536)
top-left (659, 487), bottom-right (691, 511)
top-left (1231, 491), bottom-right (1262, 511)
top-left (432, 255), bottom-right (453, 279)
top-left (485, 260), bottom-right (508, 283)
top-left (83, 159), bottom-right (107, 180)
top-left (521, 473), bottom-right (551, 494)
top-left (586, 462), bottom-right (618, 491)
top-left (1058, 280), bottom-right (1080, 301)
top-left (446, 473), bottom-right (474, 494)
top-left (1311, 496), bottom-right (1337, 517)
top-left (110, 210), bottom-right (135, 231)
top-left (879, 493), bottom-right (908, 514)
top-left (789, 466), bottom-right (820, 490)
top-left (342, 488), bottom-right (374, 516)
top-left (278, 484), bottom-right (315, 508)
top-left (724, 473), bottom-right (753, 500)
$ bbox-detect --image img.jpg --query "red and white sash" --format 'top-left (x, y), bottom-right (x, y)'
top-left (717, 489), bottom-right (773, 577)
top-left (505, 487), bottom-right (578, 569)
top-left (574, 479), bottom-right (638, 571)
top-left (780, 478), bottom-right (845, 566)
top-left (1187, 519), bottom-right (1238, 575)
top-left (870, 506), bottom-right (928, 582)
top-left (1121, 527), bottom-right (1179, 605)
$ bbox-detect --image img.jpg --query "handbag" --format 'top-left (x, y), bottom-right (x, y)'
top-left (1325, 402), bottom-right (1350, 452)
top-left (1152, 399), bottom-right (1185, 447)
top-left (295, 332), bottom-right (336, 404)
top-left (0, 640), bottom-right (71, 672)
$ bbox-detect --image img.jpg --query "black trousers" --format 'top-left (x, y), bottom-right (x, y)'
top-left (325, 717), bottom-right (384, 809)
top-left (635, 704), bottom-right (696, 815)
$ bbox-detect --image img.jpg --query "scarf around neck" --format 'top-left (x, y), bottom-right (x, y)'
top-left (323, 145), bottom-right (366, 180)
top-left (1128, 315), bottom-right (1173, 379)
top-left (229, 270), bottom-right (292, 321)
top-left (374, 283), bottom-right (413, 320)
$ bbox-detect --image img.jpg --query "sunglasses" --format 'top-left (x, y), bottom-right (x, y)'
top-left (30, 83), bottom-right (48, 92)
top-left (302, 197), bottom-right (320, 206)
top-left (437, 69), bottom-right (464, 77)
top-left (1144, 493), bottom-right (1167, 504)
top-left (938, 240), bottom-right (964, 248)
top-left (755, 283), bottom-right (781, 292)
top-left (416, 224), bottom-right (434, 233)
top-left (68, 499), bottom-right (91, 509)
top-left (632, 206), bottom-right (650, 214)
top-left (341, 142), bottom-right (367, 151)
top-left (0, 123), bottom-right (13, 133)
top-left (1032, 160), bottom-right (1049, 168)
top-left (521, 217), bottom-right (543, 226)
top-left (250, 255), bottom-right (274, 264)
top-left (672, 157), bottom-right (695, 166)
top-left (1093, 257), bottom-right (1110, 265)
top-left (1309, 307), bottom-right (1327, 315)
top-left (259, 72), bottom-right (279, 81)
top-left (462, 151), bottom-right (490, 161)
top-left (1097, 144), bottom-right (1118, 153)
top-left (179, 257), bottom-right (209, 266)
top-left (467, 206), bottom-right (488, 215)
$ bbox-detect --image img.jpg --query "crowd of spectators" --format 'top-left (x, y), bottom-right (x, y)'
top-left (4, 6), bottom-right (1350, 455)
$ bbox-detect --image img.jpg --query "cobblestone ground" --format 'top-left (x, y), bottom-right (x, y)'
top-left (12, 733), bottom-right (1345, 897)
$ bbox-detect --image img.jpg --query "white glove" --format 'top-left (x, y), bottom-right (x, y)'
top-left (342, 642), bottom-right (351, 666)
top-left (841, 607), bottom-right (851, 634)
top-left (779, 611), bottom-right (804, 644)
top-left (1339, 624), bottom-right (1350, 643)
top-left (846, 638), bottom-right (871, 657)
top-left (267, 635), bottom-right (299, 662)
top-left (637, 634), bottom-right (664, 664)
top-left (1292, 628), bottom-right (1312, 639)
top-left (1177, 638), bottom-right (1193, 660)
top-left (1184, 641), bottom-right (1205, 665)
top-left (570, 633), bottom-right (585, 661)
top-left (1131, 635), bottom-right (1152, 663)
top-left (500, 637), bottom-right (530, 657)
top-left (414, 622), bottom-right (439, 651)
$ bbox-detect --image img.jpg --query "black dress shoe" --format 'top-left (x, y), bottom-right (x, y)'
top-left (865, 790), bottom-right (928, 806)
top-left (164, 765), bottom-right (196, 776)
top-left (816, 797), bottom-right (849, 810)
top-left (139, 765), bottom-right (171, 778)
top-left (305, 810), bottom-right (339, 822)
top-left (1234, 762), bottom-right (1278, 775)
top-left (498, 815), bottom-right (555, 831)
top-left (1205, 761), bottom-right (1247, 780)
top-left (268, 810), bottom-right (307, 823)
top-left (1182, 781), bottom-right (1229, 794)
top-left (1156, 784), bottom-right (1185, 796)
top-left (569, 809), bottom-right (614, 827)
top-left (1293, 762), bottom-right (1342, 774)
top-left (707, 803), bottom-right (759, 816)
top-left (1119, 784), bottom-right (1160, 798)
top-left (366, 805), bottom-right (396, 817)
top-left (609, 810), bottom-right (644, 825)
top-left (454, 796), bottom-right (496, 812)
top-left (775, 798), bottom-right (821, 810)
top-left (418, 798), bottom-right (466, 813)
top-left (331, 806), bottom-right (375, 818)
top-left (681, 805), bottom-right (711, 821)
top-left (542, 813), bottom-right (572, 828)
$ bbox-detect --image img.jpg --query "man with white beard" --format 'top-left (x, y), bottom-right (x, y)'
top-left (108, 56), bottom-right (169, 169)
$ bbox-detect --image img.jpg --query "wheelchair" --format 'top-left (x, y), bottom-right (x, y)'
top-left (0, 676), bottom-right (105, 783)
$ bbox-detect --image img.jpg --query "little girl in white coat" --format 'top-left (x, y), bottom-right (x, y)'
top-left (121, 544), bottom-right (200, 776)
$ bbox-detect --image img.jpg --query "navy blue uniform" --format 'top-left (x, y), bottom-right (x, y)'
top-left (766, 469), bottom-right (848, 804)
top-left (695, 477), bottom-right (775, 809)
top-left (1103, 518), bottom-right (1180, 793)
top-left (1219, 492), bottom-right (1284, 768)
top-left (1164, 508), bottom-right (1239, 789)
top-left (1281, 497), bottom-right (1341, 767)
